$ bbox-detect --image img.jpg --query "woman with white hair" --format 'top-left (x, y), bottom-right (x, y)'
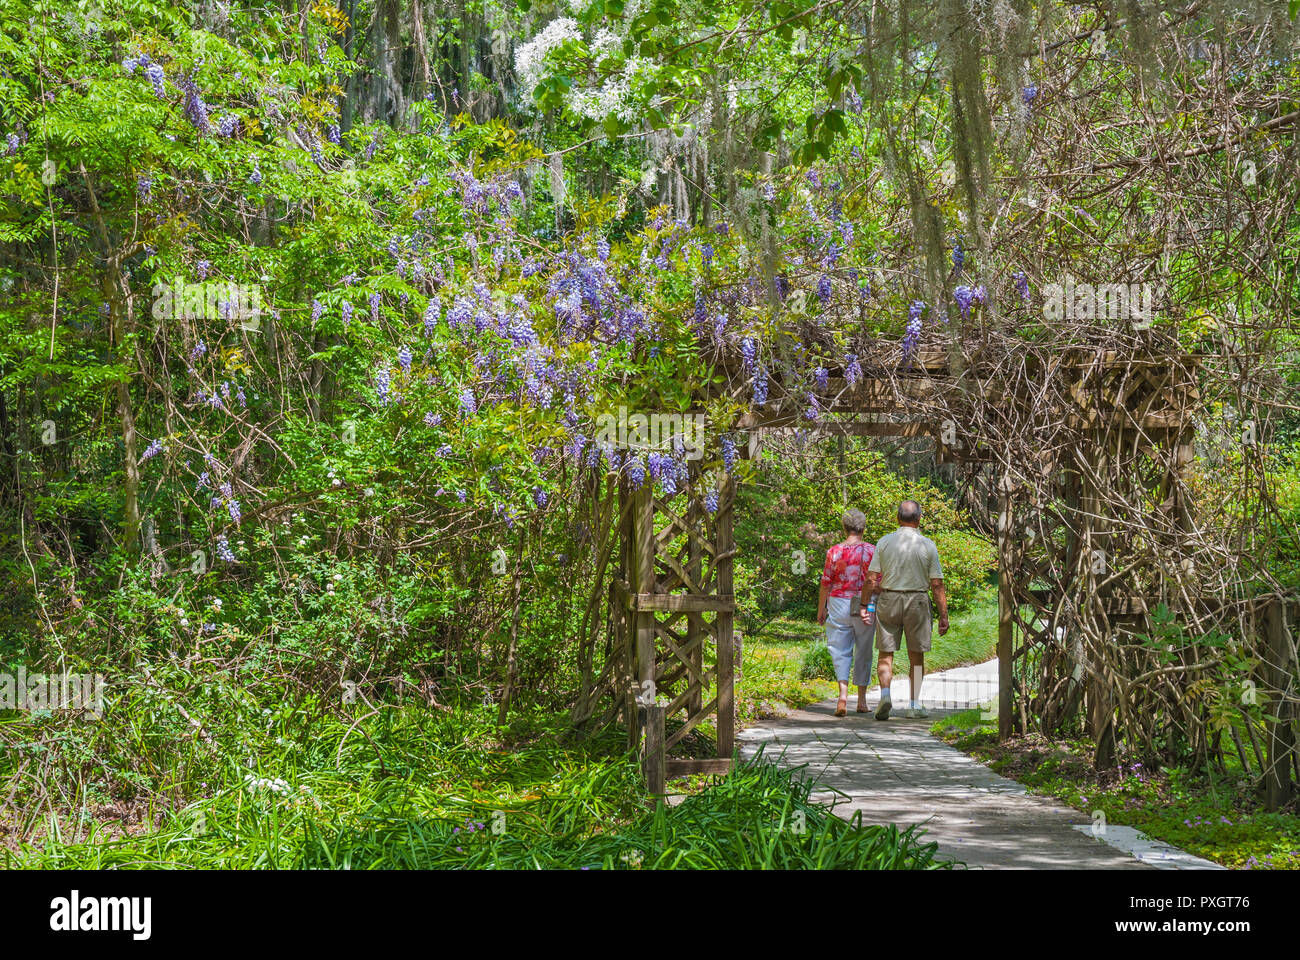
top-left (815, 507), bottom-right (879, 717)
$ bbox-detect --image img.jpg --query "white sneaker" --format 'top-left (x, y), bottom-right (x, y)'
top-left (907, 705), bottom-right (929, 719)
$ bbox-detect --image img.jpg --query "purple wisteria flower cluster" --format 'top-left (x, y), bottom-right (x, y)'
top-left (845, 353), bottom-right (863, 389)
top-left (176, 72), bottom-right (211, 135)
top-left (124, 55), bottom-right (167, 98)
top-left (903, 301), bottom-right (926, 356)
top-left (215, 534), bottom-right (236, 563)
top-left (953, 284), bottom-right (986, 321)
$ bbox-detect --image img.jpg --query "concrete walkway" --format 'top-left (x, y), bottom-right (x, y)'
top-left (736, 661), bottom-right (1222, 870)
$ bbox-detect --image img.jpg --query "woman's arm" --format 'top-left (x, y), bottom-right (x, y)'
top-left (817, 546), bottom-right (836, 625)
top-left (859, 570), bottom-right (881, 624)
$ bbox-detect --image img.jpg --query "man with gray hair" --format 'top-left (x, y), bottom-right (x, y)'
top-left (860, 499), bottom-right (948, 719)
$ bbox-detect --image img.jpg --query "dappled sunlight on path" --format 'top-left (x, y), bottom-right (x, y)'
top-left (738, 661), bottom-right (1222, 870)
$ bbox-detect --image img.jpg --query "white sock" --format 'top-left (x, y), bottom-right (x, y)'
top-left (879, 688), bottom-right (890, 700)
top-left (910, 699), bottom-right (919, 709)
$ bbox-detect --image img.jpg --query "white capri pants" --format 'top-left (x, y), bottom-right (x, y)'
top-left (825, 595), bottom-right (877, 687)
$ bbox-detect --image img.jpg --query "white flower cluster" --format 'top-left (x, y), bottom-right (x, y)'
top-left (619, 848), bottom-right (645, 866)
top-left (243, 773), bottom-right (291, 794)
top-left (514, 18), bottom-right (646, 124)
top-left (515, 16), bottom-right (583, 95)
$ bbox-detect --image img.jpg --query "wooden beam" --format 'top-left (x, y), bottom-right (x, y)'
top-left (1064, 414), bottom-right (1193, 431)
top-left (631, 593), bottom-right (736, 613)
top-left (835, 421), bottom-right (937, 437)
top-left (1103, 596), bottom-right (1149, 616)
top-left (666, 758), bottom-right (733, 778)
top-left (656, 501), bottom-right (716, 557)
top-left (656, 655), bottom-right (715, 697)
top-left (733, 381), bottom-right (947, 429)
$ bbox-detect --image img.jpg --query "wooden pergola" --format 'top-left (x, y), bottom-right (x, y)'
top-left (581, 343), bottom-right (1296, 808)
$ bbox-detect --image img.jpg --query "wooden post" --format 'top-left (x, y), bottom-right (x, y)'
top-left (686, 499), bottom-right (703, 717)
top-left (495, 529), bottom-right (526, 727)
top-left (617, 481), bottom-right (638, 749)
top-left (642, 703), bottom-right (666, 794)
top-left (714, 476), bottom-right (736, 762)
top-left (1265, 598), bottom-right (1295, 812)
top-left (632, 481), bottom-right (658, 764)
top-left (996, 483), bottom-right (1014, 740)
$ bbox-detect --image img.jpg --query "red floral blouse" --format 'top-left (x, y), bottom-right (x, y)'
top-left (821, 541), bottom-right (875, 599)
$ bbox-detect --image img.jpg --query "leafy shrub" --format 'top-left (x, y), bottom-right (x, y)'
top-left (798, 639), bottom-right (836, 681)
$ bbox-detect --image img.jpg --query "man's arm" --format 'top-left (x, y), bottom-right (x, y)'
top-left (930, 578), bottom-right (949, 635)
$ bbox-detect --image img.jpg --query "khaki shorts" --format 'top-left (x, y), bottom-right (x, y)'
top-left (875, 591), bottom-right (932, 653)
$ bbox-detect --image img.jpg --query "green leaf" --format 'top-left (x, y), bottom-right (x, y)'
top-left (827, 69), bottom-right (843, 100)
top-left (757, 122), bottom-right (782, 148)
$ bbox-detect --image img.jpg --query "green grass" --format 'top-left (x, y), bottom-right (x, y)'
top-left (931, 709), bottom-right (1300, 870)
top-left (925, 589), bottom-right (1000, 672)
top-left (289, 751), bottom-right (954, 870)
top-left (736, 630), bottom-right (837, 722)
top-left (3, 690), bottom-right (953, 870)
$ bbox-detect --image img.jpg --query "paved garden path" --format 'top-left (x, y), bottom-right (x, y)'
top-left (736, 660), bottom-right (1223, 870)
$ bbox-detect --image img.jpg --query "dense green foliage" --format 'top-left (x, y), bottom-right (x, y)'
top-left (1, 0), bottom-right (1297, 868)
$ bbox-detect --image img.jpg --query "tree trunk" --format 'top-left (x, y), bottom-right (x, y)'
top-left (496, 529), bottom-right (527, 726)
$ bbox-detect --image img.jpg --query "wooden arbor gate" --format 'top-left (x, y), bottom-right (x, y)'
top-left (607, 471), bottom-right (738, 793)
top-left (586, 345), bottom-right (1296, 807)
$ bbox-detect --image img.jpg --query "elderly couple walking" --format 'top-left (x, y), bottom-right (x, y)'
top-left (815, 500), bottom-right (949, 720)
